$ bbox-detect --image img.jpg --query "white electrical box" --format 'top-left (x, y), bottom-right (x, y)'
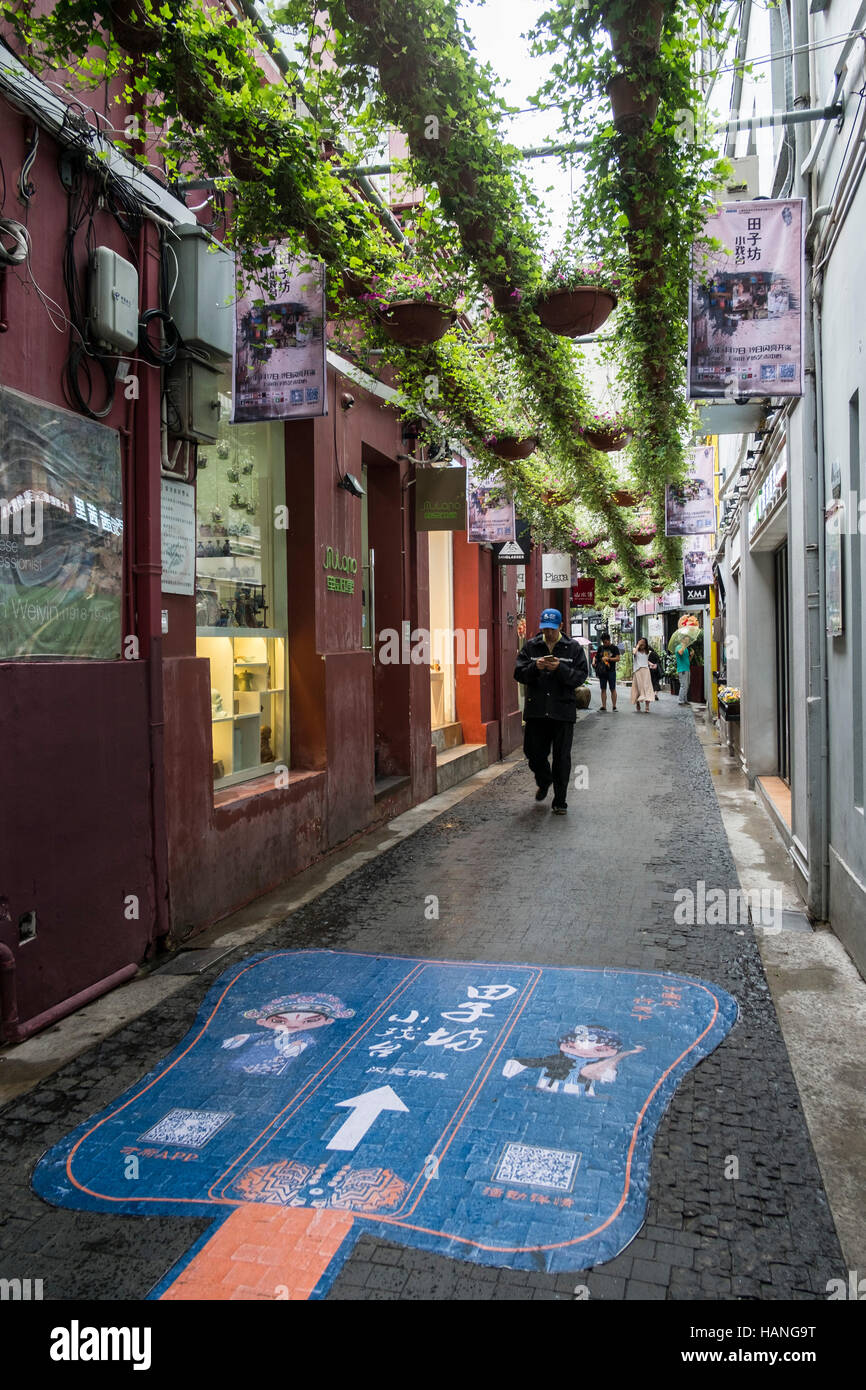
top-left (89, 247), bottom-right (140, 353)
top-left (170, 224), bottom-right (235, 359)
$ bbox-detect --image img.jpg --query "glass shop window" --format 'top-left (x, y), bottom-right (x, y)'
top-left (195, 382), bottom-right (287, 789)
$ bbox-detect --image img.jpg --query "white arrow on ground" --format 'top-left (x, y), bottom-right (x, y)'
top-left (326, 1085), bottom-right (409, 1152)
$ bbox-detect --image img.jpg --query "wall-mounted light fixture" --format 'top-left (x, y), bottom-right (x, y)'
top-left (338, 472), bottom-right (365, 498)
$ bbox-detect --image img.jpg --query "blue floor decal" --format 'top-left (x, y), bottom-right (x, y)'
top-left (33, 951), bottom-right (738, 1283)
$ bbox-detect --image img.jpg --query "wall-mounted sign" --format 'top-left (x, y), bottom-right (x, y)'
top-left (467, 460), bottom-right (516, 543)
top-left (161, 478), bottom-right (196, 596)
top-left (541, 552), bottom-right (571, 588)
top-left (323, 545), bottom-right (357, 594)
top-left (666, 445), bottom-right (716, 536)
top-left (825, 501), bottom-right (844, 637)
top-left (233, 245), bottom-right (327, 423)
top-left (749, 447), bottom-right (788, 538)
top-left (688, 198), bottom-right (805, 399)
top-left (0, 384), bottom-right (123, 659)
top-left (571, 578), bottom-right (596, 607)
top-left (415, 466), bottom-right (467, 531)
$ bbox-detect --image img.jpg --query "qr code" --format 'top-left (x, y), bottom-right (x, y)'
top-left (780, 363), bottom-right (795, 380)
top-left (139, 1108), bottom-right (232, 1149)
top-left (290, 389), bottom-right (305, 404)
top-left (306, 387), bottom-right (320, 403)
top-left (493, 1142), bottom-right (580, 1191)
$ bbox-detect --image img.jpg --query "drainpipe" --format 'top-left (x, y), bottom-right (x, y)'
top-left (793, 0), bottom-right (829, 919)
top-left (0, 942), bottom-right (19, 1043)
top-left (725, 0), bottom-right (753, 161)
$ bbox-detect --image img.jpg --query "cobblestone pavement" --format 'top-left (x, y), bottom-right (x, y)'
top-left (0, 695), bottom-right (846, 1301)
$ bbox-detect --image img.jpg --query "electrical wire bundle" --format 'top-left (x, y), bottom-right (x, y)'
top-left (60, 152), bottom-right (149, 419)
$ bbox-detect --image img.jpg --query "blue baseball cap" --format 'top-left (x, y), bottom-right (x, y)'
top-left (539, 608), bottom-right (562, 630)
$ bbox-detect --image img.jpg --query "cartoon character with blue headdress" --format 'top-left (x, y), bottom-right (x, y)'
top-left (502, 1024), bottom-right (644, 1097)
top-left (221, 992), bottom-right (355, 1077)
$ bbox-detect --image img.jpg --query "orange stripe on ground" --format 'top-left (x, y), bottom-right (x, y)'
top-left (159, 1207), bottom-right (354, 1301)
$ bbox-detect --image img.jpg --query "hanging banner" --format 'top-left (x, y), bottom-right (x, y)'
top-left (0, 385), bottom-right (123, 660)
top-left (232, 245), bottom-right (327, 423)
top-left (682, 545), bottom-right (713, 588)
top-left (466, 461), bottom-right (515, 543)
top-left (688, 199), bottom-right (805, 399)
top-left (415, 466), bottom-right (467, 531)
top-left (665, 445), bottom-right (716, 536)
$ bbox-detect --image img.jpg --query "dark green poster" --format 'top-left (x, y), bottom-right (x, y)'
top-left (415, 465), bottom-right (467, 531)
top-left (0, 386), bottom-right (123, 659)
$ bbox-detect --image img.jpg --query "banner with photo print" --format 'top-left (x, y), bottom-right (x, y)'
top-left (665, 444), bottom-right (716, 537)
top-left (688, 199), bottom-right (804, 399)
top-left (232, 245), bottom-right (327, 423)
top-left (466, 460), bottom-right (516, 543)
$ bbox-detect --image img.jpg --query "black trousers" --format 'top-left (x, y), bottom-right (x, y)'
top-left (523, 717), bottom-right (575, 808)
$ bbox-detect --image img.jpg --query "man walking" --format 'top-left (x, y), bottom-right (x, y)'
top-left (592, 631), bottom-right (620, 711)
top-left (515, 607), bottom-right (589, 815)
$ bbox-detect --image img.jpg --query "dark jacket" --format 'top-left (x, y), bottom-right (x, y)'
top-left (646, 646), bottom-right (662, 691)
top-left (515, 633), bottom-right (589, 723)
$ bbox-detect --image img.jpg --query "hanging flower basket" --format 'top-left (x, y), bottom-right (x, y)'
top-left (484, 433), bottom-right (538, 461)
top-left (377, 300), bottom-right (456, 348)
top-left (541, 485), bottom-right (574, 508)
top-left (607, 1), bottom-right (665, 59)
top-left (651, 584), bottom-right (665, 594)
top-left (492, 284), bottom-right (523, 312)
top-left (607, 75), bottom-right (660, 134)
top-left (609, 572), bottom-right (623, 585)
top-left (629, 528), bottom-right (657, 545)
top-left (584, 424), bottom-right (631, 452)
top-left (595, 552), bottom-right (616, 566)
top-left (536, 285), bottom-right (617, 338)
top-left (108, 0), bottom-right (158, 53)
top-left (573, 537), bottom-right (602, 551)
top-left (611, 489), bottom-right (637, 506)
top-left (341, 268), bottom-right (374, 299)
top-left (346, 0), bottom-right (379, 22)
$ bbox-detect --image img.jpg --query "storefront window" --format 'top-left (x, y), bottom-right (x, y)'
top-left (195, 382), bottom-right (287, 788)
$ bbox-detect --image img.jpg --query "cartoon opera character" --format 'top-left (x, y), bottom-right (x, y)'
top-left (502, 1025), bottom-right (644, 1097)
top-left (221, 992), bottom-right (355, 1076)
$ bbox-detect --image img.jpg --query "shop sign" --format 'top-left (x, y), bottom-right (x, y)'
top-left (571, 578), bottom-right (595, 607)
top-left (323, 545), bottom-right (357, 594)
top-left (415, 467), bottom-right (466, 531)
top-left (665, 445), bottom-right (716, 536)
top-left (682, 583), bottom-right (710, 606)
top-left (467, 460), bottom-right (516, 543)
top-left (232, 244), bottom-right (327, 423)
top-left (688, 198), bottom-right (805, 399)
top-left (749, 449), bottom-right (787, 538)
top-left (541, 552), bottom-right (571, 588)
top-left (494, 517), bottom-right (531, 564)
top-left (825, 501), bottom-right (843, 636)
top-left (161, 478), bottom-right (196, 596)
top-left (0, 385), bottom-right (123, 660)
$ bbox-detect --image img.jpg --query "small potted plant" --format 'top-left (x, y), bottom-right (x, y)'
top-left (580, 409), bottom-right (632, 452)
top-left (535, 253), bottom-right (620, 338)
top-left (361, 268), bottom-right (459, 348)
